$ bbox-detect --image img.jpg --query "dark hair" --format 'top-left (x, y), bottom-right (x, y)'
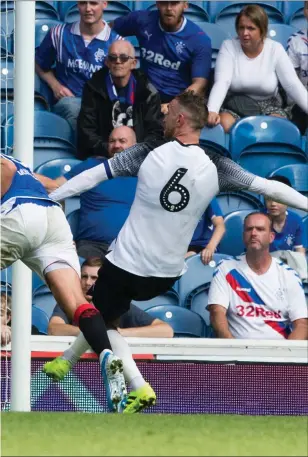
top-left (81, 257), bottom-right (103, 269)
top-left (244, 211), bottom-right (273, 231)
top-left (236, 4), bottom-right (268, 40)
top-left (267, 175), bottom-right (292, 188)
top-left (175, 90), bottom-right (208, 130)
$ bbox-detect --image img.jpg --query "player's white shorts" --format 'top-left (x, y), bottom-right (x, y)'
top-left (0, 203), bottom-right (80, 279)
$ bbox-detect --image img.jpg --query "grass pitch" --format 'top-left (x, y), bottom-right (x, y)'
top-left (2, 412), bottom-right (307, 456)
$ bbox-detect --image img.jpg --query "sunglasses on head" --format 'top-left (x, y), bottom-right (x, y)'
top-left (107, 53), bottom-right (134, 63)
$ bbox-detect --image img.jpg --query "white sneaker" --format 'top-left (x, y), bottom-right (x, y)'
top-left (101, 351), bottom-right (127, 412)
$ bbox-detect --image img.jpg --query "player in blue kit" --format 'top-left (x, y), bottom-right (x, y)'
top-left (0, 153), bottom-right (129, 412)
top-left (35, 1), bottom-right (123, 130)
top-left (111, 1), bottom-right (211, 112)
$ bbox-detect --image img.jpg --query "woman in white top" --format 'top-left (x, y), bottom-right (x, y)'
top-left (207, 4), bottom-right (308, 132)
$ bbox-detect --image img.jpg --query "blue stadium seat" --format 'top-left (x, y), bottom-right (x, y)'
top-left (35, 158), bottom-right (81, 215)
top-left (1, 96), bottom-right (14, 124)
top-left (131, 289), bottom-right (179, 311)
top-left (67, 209), bottom-right (80, 239)
top-left (216, 191), bottom-right (263, 215)
top-left (210, 2), bottom-right (283, 36)
top-left (219, 209), bottom-right (253, 256)
top-left (3, 111), bottom-right (76, 163)
top-left (282, 1), bottom-right (306, 29)
top-left (35, 1), bottom-right (59, 20)
top-left (34, 157), bottom-right (81, 178)
top-left (146, 304), bottom-right (207, 337)
top-left (32, 305), bottom-right (49, 335)
top-left (32, 284), bottom-right (56, 319)
top-left (268, 164), bottom-right (308, 196)
top-left (35, 19), bottom-right (63, 48)
top-left (134, 1), bottom-right (209, 21)
top-left (197, 22), bottom-right (230, 67)
top-left (178, 253), bottom-right (231, 325)
top-left (200, 124), bottom-right (229, 156)
top-left (62, 1), bottom-right (131, 23)
top-left (229, 116), bottom-right (307, 177)
top-left (267, 24), bottom-right (298, 49)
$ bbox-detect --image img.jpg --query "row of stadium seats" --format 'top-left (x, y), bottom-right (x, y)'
top-left (0, 19), bottom-right (300, 59)
top-left (2, 244), bottom-right (308, 337)
top-left (1, 110), bottom-right (307, 176)
top-left (1, 1), bottom-right (305, 33)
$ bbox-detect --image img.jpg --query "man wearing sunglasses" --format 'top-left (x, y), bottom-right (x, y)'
top-left (110, 1), bottom-right (212, 114)
top-left (77, 40), bottom-right (164, 160)
top-left (35, 1), bottom-right (123, 134)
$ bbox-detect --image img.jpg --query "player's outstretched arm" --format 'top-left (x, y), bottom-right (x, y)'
top-left (0, 157), bottom-right (17, 197)
top-left (49, 142), bottom-right (156, 202)
top-left (207, 151), bottom-right (308, 212)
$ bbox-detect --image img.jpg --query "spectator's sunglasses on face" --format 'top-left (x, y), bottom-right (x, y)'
top-left (107, 54), bottom-right (134, 64)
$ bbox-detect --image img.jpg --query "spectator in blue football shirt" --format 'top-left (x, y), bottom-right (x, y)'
top-left (264, 176), bottom-right (306, 254)
top-left (186, 198), bottom-right (226, 264)
top-left (35, 1), bottom-right (123, 133)
top-left (110, 1), bottom-right (212, 113)
top-left (36, 126), bottom-right (137, 258)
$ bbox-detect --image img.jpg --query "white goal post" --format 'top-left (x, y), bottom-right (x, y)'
top-left (10, 0), bottom-right (36, 412)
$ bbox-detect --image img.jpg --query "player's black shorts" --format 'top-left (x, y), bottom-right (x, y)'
top-left (91, 258), bottom-right (179, 324)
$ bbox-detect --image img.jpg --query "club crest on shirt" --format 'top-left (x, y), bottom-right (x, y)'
top-left (175, 41), bottom-right (185, 54)
top-left (275, 288), bottom-right (285, 301)
top-left (94, 48), bottom-right (106, 63)
top-left (285, 234), bottom-right (295, 247)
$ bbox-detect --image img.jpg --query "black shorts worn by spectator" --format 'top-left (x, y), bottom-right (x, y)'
top-left (91, 258), bottom-right (179, 323)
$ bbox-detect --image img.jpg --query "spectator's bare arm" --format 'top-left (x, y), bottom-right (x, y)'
top-left (48, 315), bottom-right (80, 337)
top-left (208, 304), bottom-right (234, 338)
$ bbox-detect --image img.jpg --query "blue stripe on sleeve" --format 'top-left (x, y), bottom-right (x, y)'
top-left (104, 160), bottom-right (113, 180)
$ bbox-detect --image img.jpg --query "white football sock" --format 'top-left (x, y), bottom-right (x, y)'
top-left (108, 329), bottom-right (146, 389)
top-left (62, 332), bottom-right (90, 366)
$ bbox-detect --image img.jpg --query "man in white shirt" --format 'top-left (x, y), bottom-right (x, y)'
top-left (43, 92), bottom-right (308, 413)
top-left (208, 212), bottom-right (308, 340)
top-left (287, 1), bottom-right (308, 133)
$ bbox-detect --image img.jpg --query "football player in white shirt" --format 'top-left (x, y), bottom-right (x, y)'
top-left (208, 212), bottom-right (308, 340)
top-left (43, 91), bottom-right (308, 413)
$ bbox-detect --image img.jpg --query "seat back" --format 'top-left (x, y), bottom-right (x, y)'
top-left (32, 285), bottom-right (56, 319)
top-left (213, 1), bottom-right (283, 36)
top-left (282, 1), bottom-right (305, 28)
top-left (3, 111), bottom-right (75, 152)
top-left (67, 209), bottom-right (80, 239)
top-left (35, 19), bottom-right (63, 48)
top-left (197, 22), bottom-right (230, 67)
top-left (268, 164), bottom-right (308, 195)
top-left (216, 191), bottom-right (263, 215)
top-left (219, 209), bottom-right (253, 256)
top-left (35, 1), bottom-right (59, 20)
top-left (34, 158), bottom-right (81, 178)
top-left (267, 24), bottom-right (297, 49)
top-left (131, 289), bottom-right (179, 311)
top-left (230, 116), bottom-right (306, 177)
top-left (200, 124), bottom-right (229, 156)
top-left (179, 253), bottom-right (231, 307)
top-left (32, 305), bottom-right (49, 335)
top-left (146, 304), bottom-right (207, 337)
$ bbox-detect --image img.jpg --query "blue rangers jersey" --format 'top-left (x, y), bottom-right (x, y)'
top-left (113, 10), bottom-right (212, 101)
top-left (1, 154), bottom-right (59, 215)
top-left (35, 21), bottom-right (122, 97)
